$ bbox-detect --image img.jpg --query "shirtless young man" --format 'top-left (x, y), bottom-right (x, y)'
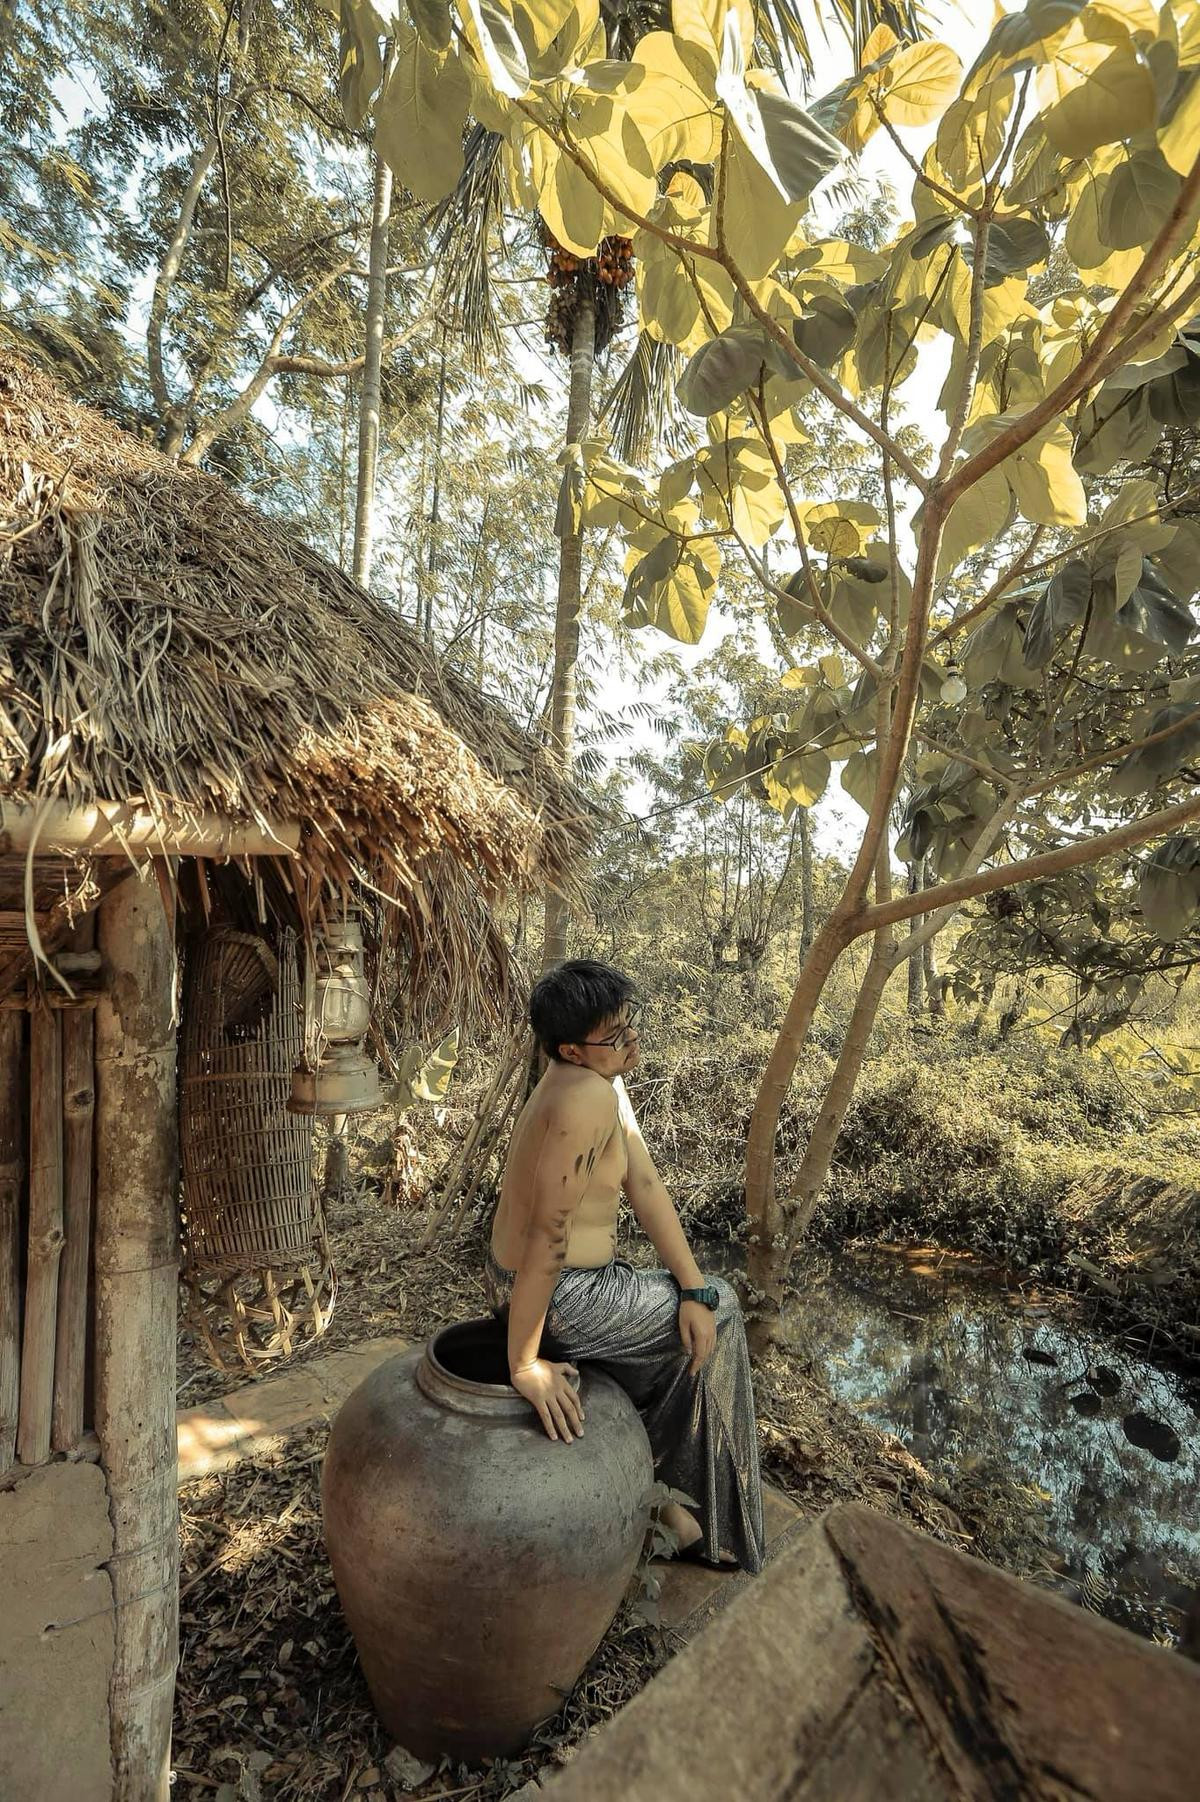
top-left (486, 959), bottom-right (765, 1574)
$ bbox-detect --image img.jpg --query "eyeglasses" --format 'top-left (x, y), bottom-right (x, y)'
top-left (579, 1003), bottom-right (643, 1050)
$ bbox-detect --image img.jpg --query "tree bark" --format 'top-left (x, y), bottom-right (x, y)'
top-left (922, 865), bottom-right (944, 1020)
top-left (906, 857), bottom-right (925, 1016)
top-left (149, 131), bottom-right (220, 450)
top-left (352, 146), bottom-right (394, 589)
top-left (798, 807), bottom-right (814, 956)
top-left (424, 337), bottom-right (449, 641)
top-left (542, 281), bottom-right (596, 969)
top-left (94, 870), bottom-right (179, 1802)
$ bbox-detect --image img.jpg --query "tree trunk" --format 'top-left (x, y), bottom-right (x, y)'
top-left (424, 336), bottom-right (448, 643)
top-left (906, 856), bottom-right (925, 1016)
top-left (798, 806), bottom-right (814, 955)
top-left (352, 146), bottom-right (394, 589)
top-left (94, 869), bottom-right (179, 1802)
top-left (542, 281), bottom-right (596, 969)
top-left (923, 871), bottom-right (945, 1020)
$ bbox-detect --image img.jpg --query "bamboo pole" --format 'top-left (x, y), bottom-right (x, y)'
top-left (0, 1011), bottom-right (24, 1475)
top-left (94, 870), bottom-right (179, 1802)
top-left (16, 1004), bottom-right (64, 1464)
top-left (53, 917), bottom-right (97, 1452)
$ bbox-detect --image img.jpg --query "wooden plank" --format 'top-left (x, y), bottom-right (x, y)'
top-left (53, 917), bottom-right (96, 1451)
top-left (540, 1518), bottom-right (950, 1802)
top-left (16, 1006), bottom-right (63, 1465)
top-left (824, 1503), bottom-right (1200, 1802)
top-left (792, 1677), bottom-right (953, 1802)
top-left (0, 1012), bottom-right (24, 1475)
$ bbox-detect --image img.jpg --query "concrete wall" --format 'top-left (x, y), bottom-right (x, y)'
top-left (0, 1460), bottom-right (114, 1802)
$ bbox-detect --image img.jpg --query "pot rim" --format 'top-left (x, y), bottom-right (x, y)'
top-left (416, 1319), bottom-right (533, 1419)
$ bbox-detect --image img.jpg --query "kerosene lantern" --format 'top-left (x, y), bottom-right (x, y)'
top-left (288, 914), bottom-right (383, 1115)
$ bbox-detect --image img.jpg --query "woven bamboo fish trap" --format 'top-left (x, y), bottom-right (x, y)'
top-left (180, 927), bottom-right (335, 1371)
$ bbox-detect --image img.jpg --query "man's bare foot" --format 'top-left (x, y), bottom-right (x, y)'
top-left (659, 1500), bottom-right (702, 1554)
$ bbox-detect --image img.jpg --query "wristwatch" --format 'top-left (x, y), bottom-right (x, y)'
top-left (678, 1282), bottom-right (720, 1310)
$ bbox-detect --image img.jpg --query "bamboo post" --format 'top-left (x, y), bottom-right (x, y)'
top-left (0, 1011), bottom-right (24, 1475)
top-left (53, 916), bottom-right (97, 1452)
top-left (94, 870), bottom-right (179, 1802)
top-left (17, 1004), bottom-right (64, 1464)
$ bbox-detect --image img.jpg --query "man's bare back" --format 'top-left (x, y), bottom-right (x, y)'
top-left (492, 1066), bottom-right (628, 1271)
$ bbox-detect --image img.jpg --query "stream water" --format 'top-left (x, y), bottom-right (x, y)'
top-left (713, 1241), bottom-right (1200, 1646)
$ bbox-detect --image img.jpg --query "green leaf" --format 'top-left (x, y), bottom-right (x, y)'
top-left (703, 736), bottom-right (748, 798)
top-left (766, 747), bottom-right (830, 811)
top-left (714, 12), bottom-right (843, 205)
top-left (1139, 836), bottom-right (1200, 940)
top-left (407, 0), bottom-right (452, 53)
top-left (791, 290), bottom-right (858, 368)
top-left (1098, 147), bottom-right (1182, 250)
top-left (625, 535), bottom-right (719, 643)
top-left (376, 26), bottom-right (471, 203)
top-left (1112, 702), bottom-right (1200, 795)
top-left (676, 327), bottom-right (772, 416)
top-left (935, 464), bottom-right (1012, 577)
top-left (841, 747), bottom-right (879, 811)
top-left (981, 216), bottom-right (1051, 280)
top-left (1023, 559), bottom-right (1091, 668)
top-left (339, 0), bottom-right (385, 130)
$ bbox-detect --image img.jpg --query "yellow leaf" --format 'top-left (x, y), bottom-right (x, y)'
top-left (1178, 1), bottom-right (1200, 66)
top-left (1159, 67), bottom-right (1200, 174)
top-left (671, 0), bottom-right (752, 66)
top-left (715, 128), bottom-right (803, 280)
top-left (934, 74), bottom-right (1016, 195)
top-left (860, 23), bottom-right (899, 67)
top-left (513, 0), bottom-right (577, 54)
top-left (942, 252), bottom-right (1030, 348)
top-left (935, 463), bottom-right (1011, 577)
top-left (1004, 421), bottom-right (1088, 526)
top-left (878, 41), bottom-right (963, 127)
top-left (1038, 20), bottom-right (1157, 158)
top-left (538, 139), bottom-right (604, 254)
top-left (620, 36), bottom-right (720, 169)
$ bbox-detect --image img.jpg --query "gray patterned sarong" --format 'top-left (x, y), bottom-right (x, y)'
top-left (484, 1250), bottom-right (765, 1574)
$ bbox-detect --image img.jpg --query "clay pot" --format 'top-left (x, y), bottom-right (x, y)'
top-left (321, 1317), bottom-right (654, 1761)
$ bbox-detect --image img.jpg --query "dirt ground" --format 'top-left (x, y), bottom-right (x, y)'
top-left (174, 1168), bottom-right (1047, 1802)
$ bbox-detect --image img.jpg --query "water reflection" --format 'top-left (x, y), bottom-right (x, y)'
top-left (725, 1242), bottom-right (1199, 1645)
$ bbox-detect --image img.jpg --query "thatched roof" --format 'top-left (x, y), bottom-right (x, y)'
top-left (0, 353), bottom-right (586, 1021)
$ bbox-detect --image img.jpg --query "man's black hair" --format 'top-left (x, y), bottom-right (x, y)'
top-left (529, 959), bottom-right (636, 1061)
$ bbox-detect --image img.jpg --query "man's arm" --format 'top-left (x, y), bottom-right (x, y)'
top-left (617, 1079), bottom-right (716, 1374)
top-left (507, 1081), bottom-right (617, 1438)
top-left (616, 1077), bottom-right (704, 1288)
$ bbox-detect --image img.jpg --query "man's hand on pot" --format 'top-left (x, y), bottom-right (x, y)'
top-left (511, 1358), bottom-right (585, 1442)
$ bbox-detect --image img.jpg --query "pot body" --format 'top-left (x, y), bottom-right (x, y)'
top-left (321, 1318), bottom-right (654, 1761)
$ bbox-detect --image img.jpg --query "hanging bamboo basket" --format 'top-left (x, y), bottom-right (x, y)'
top-left (180, 927), bottom-right (334, 1371)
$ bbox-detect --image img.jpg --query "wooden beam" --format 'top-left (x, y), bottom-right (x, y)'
top-left (0, 1012), bottom-right (23, 1476)
top-left (16, 1006), bottom-right (63, 1465)
top-left (0, 800), bottom-right (300, 859)
top-left (53, 918), bottom-right (96, 1452)
top-left (94, 870), bottom-right (179, 1802)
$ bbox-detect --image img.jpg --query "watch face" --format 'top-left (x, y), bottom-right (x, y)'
top-left (702, 1285), bottom-right (720, 1309)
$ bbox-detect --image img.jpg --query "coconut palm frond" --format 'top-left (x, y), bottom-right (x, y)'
top-left (428, 126), bottom-right (506, 366)
top-left (600, 330), bottom-right (683, 465)
top-left (755, 0), bottom-right (929, 81)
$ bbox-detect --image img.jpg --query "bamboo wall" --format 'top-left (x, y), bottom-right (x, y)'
top-left (1, 874), bottom-right (180, 1802)
top-left (0, 923), bottom-right (99, 1478)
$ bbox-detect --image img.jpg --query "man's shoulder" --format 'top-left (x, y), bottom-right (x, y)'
top-left (545, 1068), bottom-right (619, 1129)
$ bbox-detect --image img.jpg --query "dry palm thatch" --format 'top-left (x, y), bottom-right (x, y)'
top-left (0, 353), bottom-right (590, 1025)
